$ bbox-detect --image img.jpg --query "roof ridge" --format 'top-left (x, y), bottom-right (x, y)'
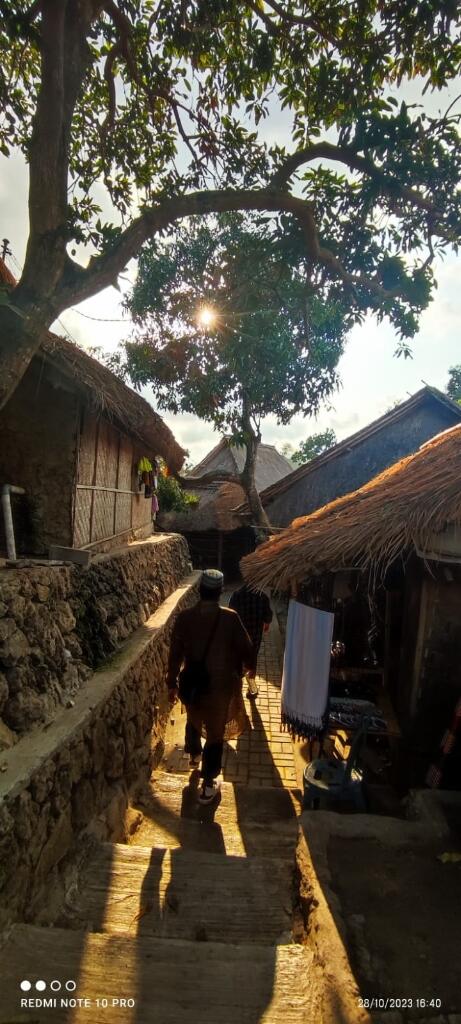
top-left (241, 421), bottom-right (461, 589)
top-left (189, 437), bottom-right (231, 476)
top-left (236, 385), bottom-right (461, 511)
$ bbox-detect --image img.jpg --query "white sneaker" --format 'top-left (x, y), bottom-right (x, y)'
top-left (246, 676), bottom-right (259, 698)
top-left (198, 780), bottom-right (221, 804)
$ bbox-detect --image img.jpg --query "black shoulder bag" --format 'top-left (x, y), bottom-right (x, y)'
top-left (178, 609), bottom-right (221, 706)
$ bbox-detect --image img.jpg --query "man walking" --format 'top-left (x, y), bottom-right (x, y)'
top-left (167, 569), bottom-right (253, 804)
top-left (228, 582), bottom-right (273, 698)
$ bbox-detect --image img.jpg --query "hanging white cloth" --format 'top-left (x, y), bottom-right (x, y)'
top-left (281, 599), bottom-right (334, 738)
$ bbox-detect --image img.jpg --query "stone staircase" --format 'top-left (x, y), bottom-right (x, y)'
top-left (0, 769), bottom-right (321, 1023)
top-left (0, 610), bottom-right (327, 1022)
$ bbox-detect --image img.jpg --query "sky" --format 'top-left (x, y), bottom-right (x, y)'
top-left (1, 76), bottom-right (460, 467)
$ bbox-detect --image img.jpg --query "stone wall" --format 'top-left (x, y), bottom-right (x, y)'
top-left (0, 572), bottom-right (200, 928)
top-left (0, 534), bottom-right (191, 741)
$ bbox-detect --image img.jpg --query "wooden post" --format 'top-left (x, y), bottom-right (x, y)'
top-left (409, 577), bottom-right (430, 719)
top-left (113, 430), bottom-right (121, 539)
top-left (88, 417), bottom-right (100, 546)
top-left (71, 402), bottom-right (82, 547)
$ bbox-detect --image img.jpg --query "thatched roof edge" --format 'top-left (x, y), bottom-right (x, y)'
top-left (41, 334), bottom-right (186, 471)
top-left (241, 425), bottom-right (461, 591)
top-left (0, 257), bottom-right (185, 472)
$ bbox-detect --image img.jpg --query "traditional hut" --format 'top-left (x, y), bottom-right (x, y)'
top-left (0, 260), bottom-right (185, 557)
top-left (242, 426), bottom-right (461, 778)
top-left (159, 438), bottom-right (293, 578)
top-left (236, 387), bottom-right (461, 528)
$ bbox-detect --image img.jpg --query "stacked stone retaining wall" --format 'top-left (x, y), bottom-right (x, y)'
top-left (0, 571), bottom-right (200, 928)
top-left (0, 535), bottom-right (191, 741)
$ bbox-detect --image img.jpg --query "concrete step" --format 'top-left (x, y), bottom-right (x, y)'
top-left (129, 771), bottom-right (301, 859)
top-left (69, 842), bottom-right (295, 945)
top-left (0, 924), bottom-right (318, 1023)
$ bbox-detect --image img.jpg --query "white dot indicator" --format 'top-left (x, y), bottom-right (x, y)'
top-left (51, 980), bottom-right (61, 991)
top-left (36, 980), bottom-right (46, 991)
top-left (20, 980), bottom-right (31, 992)
top-left (66, 980), bottom-right (77, 991)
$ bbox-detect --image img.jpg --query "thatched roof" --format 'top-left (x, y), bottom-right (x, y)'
top-left (160, 439), bottom-right (293, 533)
top-left (159, 481), bottom-right (245, 533)
top-left (241, 425), bottom-right (461, 591)
top-left (236, 386), bottom-right (461, 520)
top-left (0, 258), bottom-right (185, 472)
top-left (190, 438), bottom-right (293, 491)
top-left (41, 334), bottom-right (186, 471)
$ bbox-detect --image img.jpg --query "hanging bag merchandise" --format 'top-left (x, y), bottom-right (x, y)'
top-left (178, 608), bottom-right (221, 706)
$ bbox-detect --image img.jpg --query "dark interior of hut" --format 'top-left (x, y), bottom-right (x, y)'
top-left (290, 563), bottom-right (461, 815)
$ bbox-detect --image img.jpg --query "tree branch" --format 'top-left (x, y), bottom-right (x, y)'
top-left (53, 186), bottom-right (407, 313)
top-left (23, 1), bottom-right (42, 28)
top-left (171, 102), bottom-right (199, 161)
top-left (271, 140), bottom-right (445, 221)
top-left (247, 0), bottom-right (280, 38)
top-left (103, 0), bottom-right (138, 80)
top-left (261, 0), bottom-right (343, 50)
top-left (102, 38), bottom-right (122, 131)
top-left (104, 0), bottom-right (132, 37)
top-left (176, 470), bottom-right (242, 487)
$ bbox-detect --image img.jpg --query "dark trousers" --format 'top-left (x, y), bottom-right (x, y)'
top-left (248, 631), bottom-right (263, 672)
top-left (184, 718), bottom-right (223, 782)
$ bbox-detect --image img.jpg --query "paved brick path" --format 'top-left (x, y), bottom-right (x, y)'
top-left (161, 605), bottom-right (298, 789)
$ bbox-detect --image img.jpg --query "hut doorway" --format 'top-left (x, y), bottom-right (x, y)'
top-left (183, 526), bottom-right (255, 582)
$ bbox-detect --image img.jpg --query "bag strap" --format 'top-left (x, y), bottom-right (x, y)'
top-left (201, 608), bottom-right (221, 662)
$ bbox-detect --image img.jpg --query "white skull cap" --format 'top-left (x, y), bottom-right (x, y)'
top-left (201, 568), bottom-right (224, 590)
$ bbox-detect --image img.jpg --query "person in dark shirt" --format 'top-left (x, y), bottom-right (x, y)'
top-left (228, 583), bottom-right (272, 697)
top-left (167, 569), bottom-right (253, 803)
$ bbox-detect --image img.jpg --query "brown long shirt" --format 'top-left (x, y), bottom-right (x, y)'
top-left (167, 599), bottom-right (253, 741)
top-left (167, 599), bottom-right (253, 695)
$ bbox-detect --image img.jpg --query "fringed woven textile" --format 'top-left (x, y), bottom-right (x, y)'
top-left (281, 600), bottom-right (334, 740)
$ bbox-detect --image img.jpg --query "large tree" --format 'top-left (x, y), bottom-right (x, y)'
top-left (291, 428), bottom-right (337, 465)
top-left (446, 365), bottom-right (461, 403)
top-left (0, 2), bottom-right (460, 413)
top-left (121, 213), bottom-right (348, 526)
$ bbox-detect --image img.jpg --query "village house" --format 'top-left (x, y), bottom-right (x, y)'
top-left (0, 260), bottom-right (185, 558)
top-left (237, 386), bottom-right (461, 529)
top-left (159, 437), bottom-right (293, 577)
top-left (242, 425), bottom-right (461, 786)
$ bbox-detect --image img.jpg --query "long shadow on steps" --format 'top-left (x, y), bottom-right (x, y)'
top-left (125, 708), bottom-right (299, 1021)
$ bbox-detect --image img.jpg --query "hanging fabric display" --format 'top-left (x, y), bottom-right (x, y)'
top-left (281, 599), bottom-right (334, 739)
top-left (137, 456), bottom-right (152, 492)
top-left (137, 456), bottom-right (154, 497)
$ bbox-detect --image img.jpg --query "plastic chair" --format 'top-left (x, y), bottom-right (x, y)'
top-left (303, 716), bottom-right (370, 812)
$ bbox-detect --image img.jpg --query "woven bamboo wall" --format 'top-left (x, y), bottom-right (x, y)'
top-left (73, 409), bottom-right (152, 548)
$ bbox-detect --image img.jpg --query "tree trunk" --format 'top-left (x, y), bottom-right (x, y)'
top-left (240, 404), bottom-right (272, 533)
top-left (0, 305), bottom-right (49, 411)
